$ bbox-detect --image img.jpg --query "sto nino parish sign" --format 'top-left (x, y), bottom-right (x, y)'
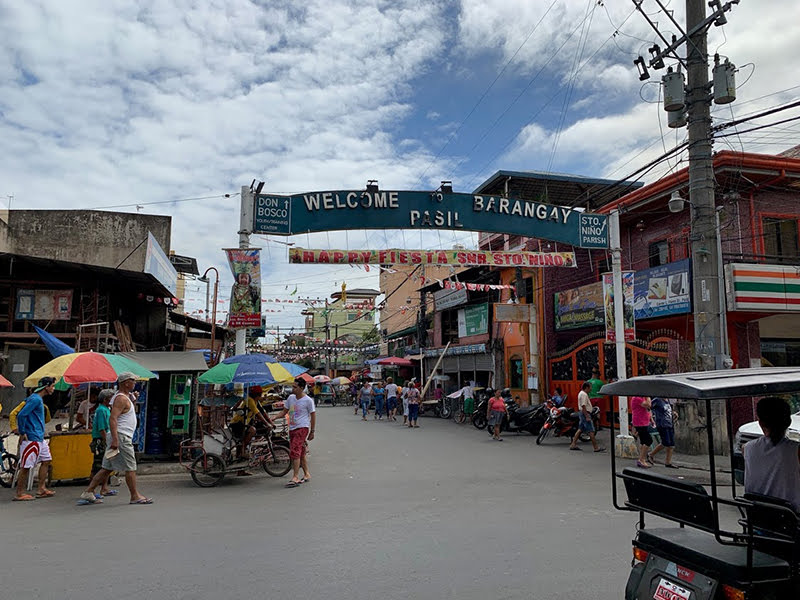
top-left (253, 189), bottom-right (608, 249)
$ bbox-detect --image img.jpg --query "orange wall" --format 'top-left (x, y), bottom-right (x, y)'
top-left (499, 269), bottom-right (530, 404)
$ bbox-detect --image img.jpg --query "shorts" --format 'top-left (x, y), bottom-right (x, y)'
top-left (289, 427), bottom-right (309, 459)
top-left (19, 440), bottom-right (51, 469)
top-left (657, 426), bottom-right (675, 447)
top-left (387, 397), bottom-right (397, 411)
top-left (635, 426), bottom-right (653, 447)
top-left (230, 421), bottom-right (247, 439)
top-left (488, 410), bottom-right (505, 426)
top-left (102, 433), bottom-right (137, 472)
top-left (408, 403), bottom-right (419, 421)
top-left (90, 437), bottom-right (106, 476)
top-left (578, 413), bottom-right (595, 433)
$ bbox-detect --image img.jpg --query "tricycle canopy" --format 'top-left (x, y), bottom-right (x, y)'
top-left (600, 367), bottom-right (800, 400)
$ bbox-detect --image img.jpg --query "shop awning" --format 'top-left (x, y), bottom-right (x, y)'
top-left (117, 351), bottom-right (209, 372)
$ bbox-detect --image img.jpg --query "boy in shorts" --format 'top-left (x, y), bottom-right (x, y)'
top-left (648, 397), bottom-right (677, 468)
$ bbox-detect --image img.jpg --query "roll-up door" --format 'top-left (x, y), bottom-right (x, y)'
top-left (474, 353), bottom-right (494, 370)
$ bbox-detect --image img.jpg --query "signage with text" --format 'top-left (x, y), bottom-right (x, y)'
top-left (289, 247), bottom-right (576, 267)
top-left (254, 190), bottom-right (608, 248)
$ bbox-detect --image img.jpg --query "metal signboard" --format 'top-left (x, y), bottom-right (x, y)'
top-left (493, 303), bottom-right (533, 323)
top-left (434, 287), bottom-right (469, 310)
top-left (254, 190), bottom-right (608, 248)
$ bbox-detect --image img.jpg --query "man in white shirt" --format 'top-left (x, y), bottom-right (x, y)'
top-left (569, 381), bottom-right (605, 452)
top-left (385, 377), bottom-right (398, 421)
top-left (274, 380), bottom-right (316, 488)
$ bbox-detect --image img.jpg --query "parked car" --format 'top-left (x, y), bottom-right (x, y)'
top-left (733, 408), bottom-right (800, 483)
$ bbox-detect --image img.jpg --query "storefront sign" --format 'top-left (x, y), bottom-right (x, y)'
top-left (458, 303), bottom-right (489, 337)
top-left (144, 232), bottom-right (178, 296)
top-left (255, 190), bottom-right (608, 248)
top-left (15, 289), bottom-right (73, 321)
top-left (225, 248), bottom-right (262, 328)
top-left (725, 263), bottom-right (800, 311)
top-left (634, 259), bottom-right (691, 319)
top-left (434, 287), bottom-right (468, 310)
top-left (554, 281), bottom-right (605, 331)
top-left (494, 303), bottom-right (533, 323)
top-left (423, 343), bottom-right (486, 358)
top-left (603, 272), bottom-right (635, 342)
top-left (288, 247), bottom-right (576, 267)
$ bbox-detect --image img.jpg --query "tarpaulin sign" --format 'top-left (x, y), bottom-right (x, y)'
top-left (603, 272), bottom-right (635, 342)
top-left (225, 248), bottom-right (262, 328)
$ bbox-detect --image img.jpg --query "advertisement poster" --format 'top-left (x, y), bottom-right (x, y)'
top-left (603, 272), bottom-right (635, 342)
top-left (554, 281), bottom-right (605, 331)
top-left (633, 259), bottom-right (691, 319)
top-left (225, 248), bottom-right (262, 328)
top-left (16, 289), bottom-right (73, 321)
top-left (458, 303), bottom-right (489, 337)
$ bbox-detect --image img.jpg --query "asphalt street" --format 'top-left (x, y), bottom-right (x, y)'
top-left (3, 408), bottom-right (654, 600)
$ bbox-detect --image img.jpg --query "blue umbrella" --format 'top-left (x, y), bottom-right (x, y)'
top-left (33, 324), bottom-right (75, 358)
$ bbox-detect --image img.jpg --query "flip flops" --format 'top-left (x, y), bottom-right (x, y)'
top-left (36, 490), bottom-right (56, 498)
top-left (13, 494), bottom-right (35, 501)
top-left (284, 481), bottom-right (300, 488)
top-left (594, 447), bottom-right (607, 453)
top-left (102, 490), bottom-right (119, 496)
top-left (129, 497), bottom-right (154, 505)
top-left (569, 446), bottom-right (583, 451)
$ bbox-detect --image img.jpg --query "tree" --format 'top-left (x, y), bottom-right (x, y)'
top-left (361, 326), bottom-right (380, 344)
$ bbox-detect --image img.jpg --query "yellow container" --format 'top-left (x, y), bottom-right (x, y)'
top-left (48, 431), bottom-right (93, 481)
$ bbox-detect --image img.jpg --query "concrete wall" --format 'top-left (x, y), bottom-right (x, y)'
top-left (0, 210), bottom-right (171, 271)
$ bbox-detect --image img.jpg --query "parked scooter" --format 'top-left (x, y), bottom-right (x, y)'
top-left (487, 396), bottom-right (548, 436)
top-left (471, 387), bottom-right (508, 429)
top-left (536, 401), bottom-right (599, 445)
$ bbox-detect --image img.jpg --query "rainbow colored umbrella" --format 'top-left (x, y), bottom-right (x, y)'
top-left (23, 352), bottom-right (156, 387)
top-left (198, 353), bottom-right (308, 385)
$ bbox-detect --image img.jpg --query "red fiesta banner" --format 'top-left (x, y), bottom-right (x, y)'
top-left (289, 247), bottom-right (576, 267)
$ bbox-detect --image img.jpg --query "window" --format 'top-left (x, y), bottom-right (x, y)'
top-left (509, 356), bottom-right (524, 389)
top-left (347, 313), bottom-right (357, 321)
top-left (441, 309), bottom-right (459, 345)
top-left (763, 217), bottom-right (799, 262)
top-left (648, 240), bottom-right (669, 267)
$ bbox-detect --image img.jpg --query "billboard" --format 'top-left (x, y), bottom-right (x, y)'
top-left (144, 232), bottom-right (178, 296)
top-left (633, 259), bottom-right (691, 319)
top-left (554, 281), bottom-right (605, 331)
top-left (603, 272), bottom-right (635, 342)
top-left (225, 248), bottom-right (262, 329)
top-left (458, 303), bottom-right (489, 337)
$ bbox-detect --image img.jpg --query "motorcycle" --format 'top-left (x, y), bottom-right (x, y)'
top-left (471, 387), bottom-right (501, 430)
top-left (486, 397), bottom-right (548, 436)
top-left (536, 401), bottom-right (599, 445)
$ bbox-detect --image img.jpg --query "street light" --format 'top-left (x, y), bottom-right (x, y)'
top-left (198, 267), bottom-right (220, 365)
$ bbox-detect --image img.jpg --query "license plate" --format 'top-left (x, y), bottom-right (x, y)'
top-left (654, 578), bottom-right (691, 600)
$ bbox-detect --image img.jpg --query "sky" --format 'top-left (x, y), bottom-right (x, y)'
top-left (2, 0), bottom-right (799, 340)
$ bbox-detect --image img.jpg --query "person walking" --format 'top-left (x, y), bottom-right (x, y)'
top-left (13, 377), bottom-right (57, 501)
top-left (80, 372), bottom-right (152, 505)
top-left (587, 368), bottom-right (604, 407)
top-left (569, 381), bottom-right (605, 452)
top-left (274, 380), bottom-right (316, 488)
top-left (385, 377), bottom-right (398, 421)
top-left (89, 389), bottom-right (117, 498)
top-left (401, 382), bottom-right (410, 425)
top-left (487, 388), bottom-right (508, 441)
top-left (351, 381), bottom-right (359, 415)
top-left (648, 397), bottom-right (678, 468)
top-left (406, 383), bottom-right (421, 428)
top-left (358, 381), bottom-right (372, 421)
top-left (373, 381), bottom-right (385, 420)
top-left (630, 395), bottom-right (653, 468)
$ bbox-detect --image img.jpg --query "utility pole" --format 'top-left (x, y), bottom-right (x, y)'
top-left (324, 299), bottom-right (331, 376)
top-left (237, 185), bottom-right (254, 356)
top-left (686, 0), bottom-right (722, 371)
top-left (633, 0), bottom-right (739, 370)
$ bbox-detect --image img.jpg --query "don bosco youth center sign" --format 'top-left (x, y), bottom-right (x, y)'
top-left (253, 190), bottom-right (608, 248)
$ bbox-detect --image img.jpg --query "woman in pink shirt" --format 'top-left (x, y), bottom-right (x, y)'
top-left (487, 389), bottom-right (508, 441)
top-left (630, 396), bottom-right (653, 468)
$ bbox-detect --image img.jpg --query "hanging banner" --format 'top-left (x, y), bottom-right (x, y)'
top-left (633, 259), bottom-right (691, 319)
top-left (458, 303), bottom-right (489, 337)
top-left (256, 190), bottom-right (609, 248)
top-left (554, 282), bottom-right (605, 331)
top-left (603, 272), bottom-right (635, 342)
top-left (225, 248), bottom-right (262, 328)
top-left (289, 247), bottom-right (576, 267)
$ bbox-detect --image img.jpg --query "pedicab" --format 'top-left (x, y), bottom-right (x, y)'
top-left (602, 368), bottom-right (800, 599)
top-left (182, 354), bottom-right (304, 487)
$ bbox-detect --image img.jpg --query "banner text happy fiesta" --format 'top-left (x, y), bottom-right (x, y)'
top-left (289, 248), bottom-right (576, 268)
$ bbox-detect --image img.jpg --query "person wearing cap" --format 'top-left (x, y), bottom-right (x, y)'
top-left (88, 389), bottom-right (117, 498)
top-left (230, 385), bottom-right (273, 470)
top-left (80, 372), bottom-right (152, 505)
top-left (13, 377), bottom-right (57, 501)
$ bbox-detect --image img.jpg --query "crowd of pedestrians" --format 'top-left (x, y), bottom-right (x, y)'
top-left (351, 377), bottom-right (424, 428)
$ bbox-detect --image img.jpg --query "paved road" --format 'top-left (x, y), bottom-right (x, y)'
top-left (3, 408), bottom-right (640, 599)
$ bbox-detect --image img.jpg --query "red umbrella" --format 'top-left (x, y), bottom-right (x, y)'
top-left (298, 372), bottom-right (315, 384)
top-left (0, 374), bottom-right (13, 387)
top-left (378, 357), bottom-right (413, 366)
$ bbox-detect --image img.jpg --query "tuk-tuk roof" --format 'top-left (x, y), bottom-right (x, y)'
top-left (599, 367), bottom-right (800, 399)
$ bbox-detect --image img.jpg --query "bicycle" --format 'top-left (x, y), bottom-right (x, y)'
top-left (1, 433), bottom-right (18, 488)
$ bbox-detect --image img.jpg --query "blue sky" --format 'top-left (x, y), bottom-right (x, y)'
top-left (1, 0), bottom-right (798, 336)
